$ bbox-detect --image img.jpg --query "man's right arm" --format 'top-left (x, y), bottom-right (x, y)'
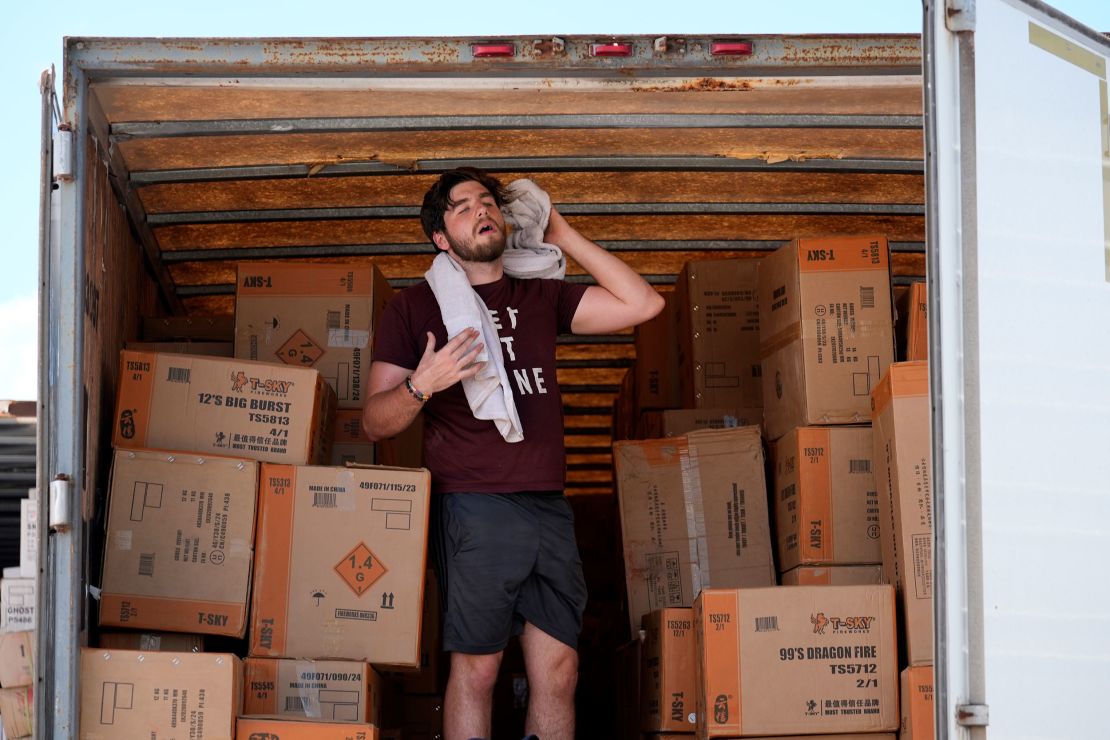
top-left (361, 328), bottom-right (484, 441)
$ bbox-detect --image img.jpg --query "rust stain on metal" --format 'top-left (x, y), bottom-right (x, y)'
top-left (779, 39), bottom-right (920, 67)
top-left (420, 40), bottom-right (463, 66)
top-left (635, 77), bottom-right (753, 93)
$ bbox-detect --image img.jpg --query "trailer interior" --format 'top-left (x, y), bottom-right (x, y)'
top-left (66, 34), bottom-right (925, 734)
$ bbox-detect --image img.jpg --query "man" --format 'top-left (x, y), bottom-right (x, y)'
top-left (362, 168), bottom-right (662, 740)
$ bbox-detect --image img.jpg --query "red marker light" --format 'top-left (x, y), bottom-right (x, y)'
top-left (591, 42), bottom-right (633, 57)
top-left (472, 43), bottom-right (515, 58)
top-left (711, 41), bottom-right (754, 56)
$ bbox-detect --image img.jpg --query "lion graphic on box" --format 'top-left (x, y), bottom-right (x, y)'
top-left (231, 371), bottom-right (248, 392)
top-left (811, 612), bottom-right (829, 634)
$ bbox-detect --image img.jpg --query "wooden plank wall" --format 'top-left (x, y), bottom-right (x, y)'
top-left (81, 135), bottom-right (162, 522)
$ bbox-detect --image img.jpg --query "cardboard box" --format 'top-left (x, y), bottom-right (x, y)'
top-left (675, 258), bottom-right (762, 410)
top-left (1, 578), bottom-right (36, 632)
top-left (758, 236), bottom-right (895, 441)
top-left (872, 361), bottom-right (933, 666)
top-left (0, 686), bottom-right (33, 738)
top-left (79, 648), bottom-right (240, 739)
top-left (0, 631), bottom-right (34, 687)
top-left (637, 407), bottom-right (762, 440)
top-left (900, 664), bottom-right (935, 740)
top-left (19, 496), bottom-right (37, 578)
top-left (331, 410), bottom-right (425, 470)
top-left (243, 658), bottom-right (378, 724)
top-left (780, 565), bottom-right (884, 587)
top-left (113, 350), bottom-right (336, 465)
top-left (99, 449), bottom-right (259, 637)
top-left (249, 464), bottom-right (430, 666)
top-left (773, 426), bottom-right (881, 572)
top-left (635, 290), bottom-right (682, 411)
top-left (695, 585), bottom-right (898, 737)
top-left (613, 426), bottom-right (775, 633)
top-left (235, 262), bottom-right (392, 410)
top-left (904, 281), bottom-right (928, 361)
top-left (236, 718), bottom-right (379, 739)
top-left (641, 608), bottom-right (696, 733)
top-left (97, 631), bottom-right (205, 653)
top-left (126, 341), bottom-right (234, 357)
top-left (331, 409), bottom-right (376, 466)
top-left (385, 568), bottom-right (441, 695)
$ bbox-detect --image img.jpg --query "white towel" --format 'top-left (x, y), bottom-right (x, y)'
top-left (502, 179), bottom-right (566, 280)
top-left (425, 251), bottom-right (524, 443)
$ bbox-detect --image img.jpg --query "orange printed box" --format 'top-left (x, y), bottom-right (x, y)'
top-left (98, 448), bottom-right (258, 637)
top-left (249, 464), bottom-right (430, 666)
top-left (243, 658), bottom-right (379, 725)
top-left (872, 361), bottom-right (933, 666)
top-left (79, 649), bottom-right (240, 740)
top-left (235, 262), bottom-right (392, 409)
top-left (758, 236), bottom-right (894, 441)
top-left (675, 258), bottom-right (762, 411)
top-left (236, 718), bottom-right (378, 739)
top-left (900, 664), bottom-right (935, 740)
top-left (773, 426), bottom-right (881, 572)
top-left (695, 585), bottom-right (898, 737)
top-left (113, 350), bottom-right (335, 466)
top-left (780, 565), bottom-right (884, 586)
top-left (641, 608), bottom-right (697, 733)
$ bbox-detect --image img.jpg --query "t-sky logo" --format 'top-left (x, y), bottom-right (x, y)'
top-left (811, 611), bottom-right (875, 635)
top-left (229, 370), bottom-right (295, 395)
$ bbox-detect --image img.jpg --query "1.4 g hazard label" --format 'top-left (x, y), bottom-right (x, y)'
top-left (277, 329), bottom-right (324, 367)
top-left (334, 542), bottom-right (387, 596)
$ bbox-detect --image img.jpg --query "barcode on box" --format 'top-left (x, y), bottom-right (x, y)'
top-left (755, 616), bottom-right (779, 632)
top-left (860, 286), bottom-right (875, 309)
top-left (285, 696), bottom-right (309, 712)
top-left (850, 459), bottom-right (872, 474)
top-left (167, 367), bottom-right (190, 384)
top-left (327, 311), bottom-right (341, 330)
top-left (313, 492), bottom-right (337, 509)
top-left (138, 553), bottom-right (155, 577)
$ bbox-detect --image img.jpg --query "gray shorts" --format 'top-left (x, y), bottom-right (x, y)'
top-left (431, 491), bottom-right (587, 654)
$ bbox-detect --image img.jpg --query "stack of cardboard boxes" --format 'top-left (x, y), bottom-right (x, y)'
top-left (614, 237), bottom-right (933, 739)
top-left (0, 492), bottom-right (38, 738)
top-left (872, 361), bottom-right (935, 740)
top-left (83, 262), bottom-right (436, 739)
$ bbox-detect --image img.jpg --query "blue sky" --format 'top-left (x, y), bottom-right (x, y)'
top-left (2, 0), bottom-right (1108, 399)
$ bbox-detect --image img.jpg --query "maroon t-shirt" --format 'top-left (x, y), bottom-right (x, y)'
top-left (373, 275), bottom-right (588, 494)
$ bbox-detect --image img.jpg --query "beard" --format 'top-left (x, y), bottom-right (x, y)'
top-left (443, 223), bottom-right (506, 263)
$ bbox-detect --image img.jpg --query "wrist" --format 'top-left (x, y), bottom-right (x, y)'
top-left (404, 375), bottom-right (432, 403)
top-left (544, 209), bottom-right (570, 244)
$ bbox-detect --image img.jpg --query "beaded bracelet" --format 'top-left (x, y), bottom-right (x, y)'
top-left (404, 376), bottom-right (431, 403)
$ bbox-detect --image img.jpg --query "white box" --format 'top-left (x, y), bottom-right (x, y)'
top-left (19, 496), bottom-right (37, 578)
top-left (0, 579), bottom-right (36, 633)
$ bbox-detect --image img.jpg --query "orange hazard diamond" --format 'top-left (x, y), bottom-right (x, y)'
top-left (335, 542), bottom-right (387, 597)
top-left (276, 329), bottom-right (324, 367)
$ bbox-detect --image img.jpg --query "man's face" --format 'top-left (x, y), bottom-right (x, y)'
top-left (436, 179), bottom-right (506, 263)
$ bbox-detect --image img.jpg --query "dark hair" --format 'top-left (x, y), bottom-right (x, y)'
top-left (419, 167), bottom-right (512, 243)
